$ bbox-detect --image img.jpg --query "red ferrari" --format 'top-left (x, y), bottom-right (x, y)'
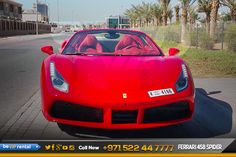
top-left (40, 29), bottom-right (195, 129)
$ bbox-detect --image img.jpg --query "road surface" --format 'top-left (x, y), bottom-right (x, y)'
top-left (0, 33), bottom-right (235, 139)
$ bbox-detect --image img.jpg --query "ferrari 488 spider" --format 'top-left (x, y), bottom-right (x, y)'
top-left (40, 29), bottom-right (195, 129)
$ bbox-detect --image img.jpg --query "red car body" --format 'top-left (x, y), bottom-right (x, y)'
top-left (40, 29), bottom-right (195, 129)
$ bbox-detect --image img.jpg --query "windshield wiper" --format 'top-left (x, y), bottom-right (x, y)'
top-left (138, 54), bottom-right (160, 56)
top-left (65, 53), bottom-right (159, 56)
top-left (93, 53), bottom-right (120, 56)
top-left (65, 52), bottom-right (86, 55)
top-left (65, 52), bottom-right (122, 56)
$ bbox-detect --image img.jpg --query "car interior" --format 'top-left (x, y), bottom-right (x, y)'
top-left (77, 34), bottom-right (145, 53)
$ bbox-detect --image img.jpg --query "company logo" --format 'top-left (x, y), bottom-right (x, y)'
top-left (44, 144), bottom-right (75, 152)
top-left (123, 93), bottom-right (127, 99)
top-left (0, 144), bottom-right (40, 151)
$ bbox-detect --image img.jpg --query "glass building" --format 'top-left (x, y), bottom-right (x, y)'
top-left (37, 3), bottom-right (48, 17)
top-left (106, 16), bottom-right (130, 29)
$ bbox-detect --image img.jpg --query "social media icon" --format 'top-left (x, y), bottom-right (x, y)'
top-left (45, 145), bottom-right (51, 150)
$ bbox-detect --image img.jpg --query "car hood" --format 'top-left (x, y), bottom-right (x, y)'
top-left (52, 55), bottom-right (184, 105)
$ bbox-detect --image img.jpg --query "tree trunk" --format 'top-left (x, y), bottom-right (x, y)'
top-left (189, 18), bottom-right (193, 32)
top-left (132, 20), bottom-right (135, 28)
top-left (165, 17), bottom-right (168, 25)
top-left (155, 17), bottom-right (159, 26)
top-left (176, 12), bottom-right (179, 23)
top-left (206, 14), bottom-right (210, 34)
top-left (158, 17), bottom-right (162, 26)
top-left (210, 0), bottom-right (219, 38)
top-left (232, 9), bottom-right (236, 23)
top-left (181, 8), bottom-right (188, 44)
top-left (146, 19), bottom-right (149, 26)
top-left (163, 12), bottom-right (168, 26)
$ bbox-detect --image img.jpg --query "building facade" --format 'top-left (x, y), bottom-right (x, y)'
top-left (0, 0), bottom-right (22, 20)
top-left (22, 9), bottom-right (48, 24)
top-left (22, 2), bottom-right (49, 24)
top-left (36, 3), bottom-right (48, 17)
top-left (106, 16), bottom-right (130, 29)
top-left (0, 1), bottom-right (51, 36)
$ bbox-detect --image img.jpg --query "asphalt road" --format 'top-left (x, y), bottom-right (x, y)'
top-left (0, 33), bottom-right (72, 128)
top-left (0, 33), bottom-right (235, 139)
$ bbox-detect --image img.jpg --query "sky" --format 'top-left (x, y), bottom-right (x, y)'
top-left (17, 0), bottom-right (179, 24)
top-left (17, 0), bottom-right (228, 25)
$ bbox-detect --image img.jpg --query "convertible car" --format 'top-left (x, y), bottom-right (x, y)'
top-left (40, 29), bottom-right (195, 129)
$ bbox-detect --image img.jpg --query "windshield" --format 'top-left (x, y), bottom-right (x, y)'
top-left (63, 30), bottom-right (162, 56)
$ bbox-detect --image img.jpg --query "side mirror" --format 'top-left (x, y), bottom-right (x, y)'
top-left (41, 46), bottom-right (54, 55)
top-left (61, 40), bottom-right (68, 49)
top-left (168, 48), bottom-right (180, 56)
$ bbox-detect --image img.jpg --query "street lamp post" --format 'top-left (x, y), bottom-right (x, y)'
top-left (36, 0), bottom-right (39, 35)
top-left (57, 0), bottom-right (59, 24)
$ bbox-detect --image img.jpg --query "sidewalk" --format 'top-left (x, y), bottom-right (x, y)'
top-left (0, 33), bottom-right (62, 43)
top-left (0, 90), bottom-right (75, 140)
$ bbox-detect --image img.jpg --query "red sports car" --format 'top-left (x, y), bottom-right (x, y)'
top-left (40, 29), bottom-right (195, 129)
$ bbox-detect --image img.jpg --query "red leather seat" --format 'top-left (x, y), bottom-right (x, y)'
top-left (78, 35), bottom-right (103, 53)
top-left (115, 35), bottom-right (140, 51)
top-left (130, 35), bottom-right (144, 48)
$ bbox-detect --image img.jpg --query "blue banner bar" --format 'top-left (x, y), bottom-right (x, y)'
top-left (0, 144), bottom-right (41, 151)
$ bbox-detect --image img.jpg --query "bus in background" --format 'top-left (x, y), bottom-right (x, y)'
top-left (106, 16), bottom-right (130, 29)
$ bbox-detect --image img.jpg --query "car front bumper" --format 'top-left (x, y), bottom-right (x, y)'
top-left (42, 96), bottom-right (194, 129)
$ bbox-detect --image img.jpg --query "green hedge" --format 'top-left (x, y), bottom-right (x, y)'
top-left (225, 24), bottom-right (236, 52)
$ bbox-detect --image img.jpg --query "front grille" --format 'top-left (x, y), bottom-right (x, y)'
top-left (112, 110), bottom-right (138, 124)
top-left (143, 101), bottom-right (191, 123)
top-left (50, 101), bottom-right (103, 122)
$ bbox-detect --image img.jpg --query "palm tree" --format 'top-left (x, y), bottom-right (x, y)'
top-left (159, 0), bottom-right (171, 26)
top-left (210, 0), bottom-right (220, 38)
top-left (125, 8), bottom-right (138, 28)
top-left (174, 5), bottom-right (180, 23)
top-left (198, 0), bottom-right (212, 33)
top-left (221, 0), bottom-right (236, 22)
top-left (140, 2), bottom-right (153, 26)
top-left (189, 6), bottom-right (199, 31)
top-left (220, 12), bottom-right (232, 21)
top-left (179, 0), bottom-right (196, 44)
top-left (168, 8), bottom-right (174, 24)
top-left (151, 3), bottom-right (163, 26)
top-left (130, 4), bottom-right (143, 27)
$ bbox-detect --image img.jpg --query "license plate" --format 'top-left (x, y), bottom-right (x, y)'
top-left (148, 88), bottom-right (174, 98)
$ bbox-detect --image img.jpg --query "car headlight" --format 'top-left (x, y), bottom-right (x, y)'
top-left (50, 62), bottom-right (69, 93)
top-left (176, 64), bottom-right (188, 92)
